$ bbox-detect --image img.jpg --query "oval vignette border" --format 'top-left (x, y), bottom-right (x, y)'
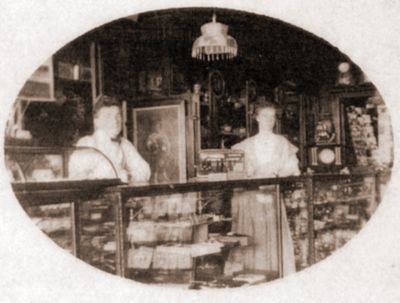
top-left (0, 1), bottom-right (400, 303)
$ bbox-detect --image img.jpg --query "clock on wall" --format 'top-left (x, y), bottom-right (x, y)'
top-left (318, 148), bottom-right (336, 164)
top-left (309, 145), bottom-right (343, 169)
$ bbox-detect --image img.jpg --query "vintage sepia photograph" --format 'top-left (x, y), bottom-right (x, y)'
top-left (0, 1), bottom-right (399, 302)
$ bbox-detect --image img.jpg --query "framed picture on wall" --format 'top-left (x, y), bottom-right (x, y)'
top-left (132, 100), bottom-right (187, 184)
top-left (146, 70), bottom-right (164, 93)
top-left (137, 68), bottom-right (167, 97)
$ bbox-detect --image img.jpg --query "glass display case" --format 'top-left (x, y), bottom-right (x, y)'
top-left (5, 146), bottom-right (122, 274)
top-left (7, 144), bottom-right (380, 288)
top-left (281, 181), bottom-right (310, 271)
top-left (78, 194), bottom-right (118, 274)
top-left (113, 178), bottom-right (286, 288)
top-left (24, 202), bottom-right (74, 253)
top-left (312, 174), bottom-right (377, 262)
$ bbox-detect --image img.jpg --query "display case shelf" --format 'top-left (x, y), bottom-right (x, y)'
top-left (314, 196), bottom-right (371, 206)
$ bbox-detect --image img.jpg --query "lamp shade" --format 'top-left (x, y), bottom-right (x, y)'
top-left (192, 14), bottom-right (238, 61)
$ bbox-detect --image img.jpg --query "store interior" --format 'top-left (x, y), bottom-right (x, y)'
top-left (4, 8), bottom-right (393, 289)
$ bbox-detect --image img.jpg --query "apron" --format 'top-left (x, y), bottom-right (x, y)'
top-left (229, 133), bottom-right (297, 276)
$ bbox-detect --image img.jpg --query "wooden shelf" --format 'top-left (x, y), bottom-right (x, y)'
top-left (314, 195), bottom-right (373, 206)
top-left (314, 222), bottom-right (360, 233)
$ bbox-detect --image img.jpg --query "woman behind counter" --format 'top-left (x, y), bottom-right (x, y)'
top-left (230, 97), bottom-right (300, 276)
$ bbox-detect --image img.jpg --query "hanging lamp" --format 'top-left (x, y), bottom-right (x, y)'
top-left (191, 13), bottom-right (238, 61)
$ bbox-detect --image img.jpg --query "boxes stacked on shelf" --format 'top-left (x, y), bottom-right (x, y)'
top-left (153, 245), bottom-right (193, 270)
top-left (127, 242), bottom-right (224, 270)
top-left (313, 177), bottom-right (376, 262)
top-left (79, 199), bottom-right (116, 274)
top-left (126, 193), bottom-right (198, 221)
top-left (26, 203), bottom-right (73, 253)
top-left (126, 193), bottom-right (206, 245)
top-left (127, 246), bottom-right (154, 269)
top-left (126, 192), bottom-right (221, 282)
top-left (281, 184), bottom-right (309, 270)
top-left (127, 220), bottom-right (194, 244)
top-left (125, 191), bottom-right (248, 283)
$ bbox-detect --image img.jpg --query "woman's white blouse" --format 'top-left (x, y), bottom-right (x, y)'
top-left (232, 133), bottom-right (300, 178)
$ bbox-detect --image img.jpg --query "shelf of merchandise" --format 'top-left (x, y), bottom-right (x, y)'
top-left (311, 173), bottom-right (378, 263)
